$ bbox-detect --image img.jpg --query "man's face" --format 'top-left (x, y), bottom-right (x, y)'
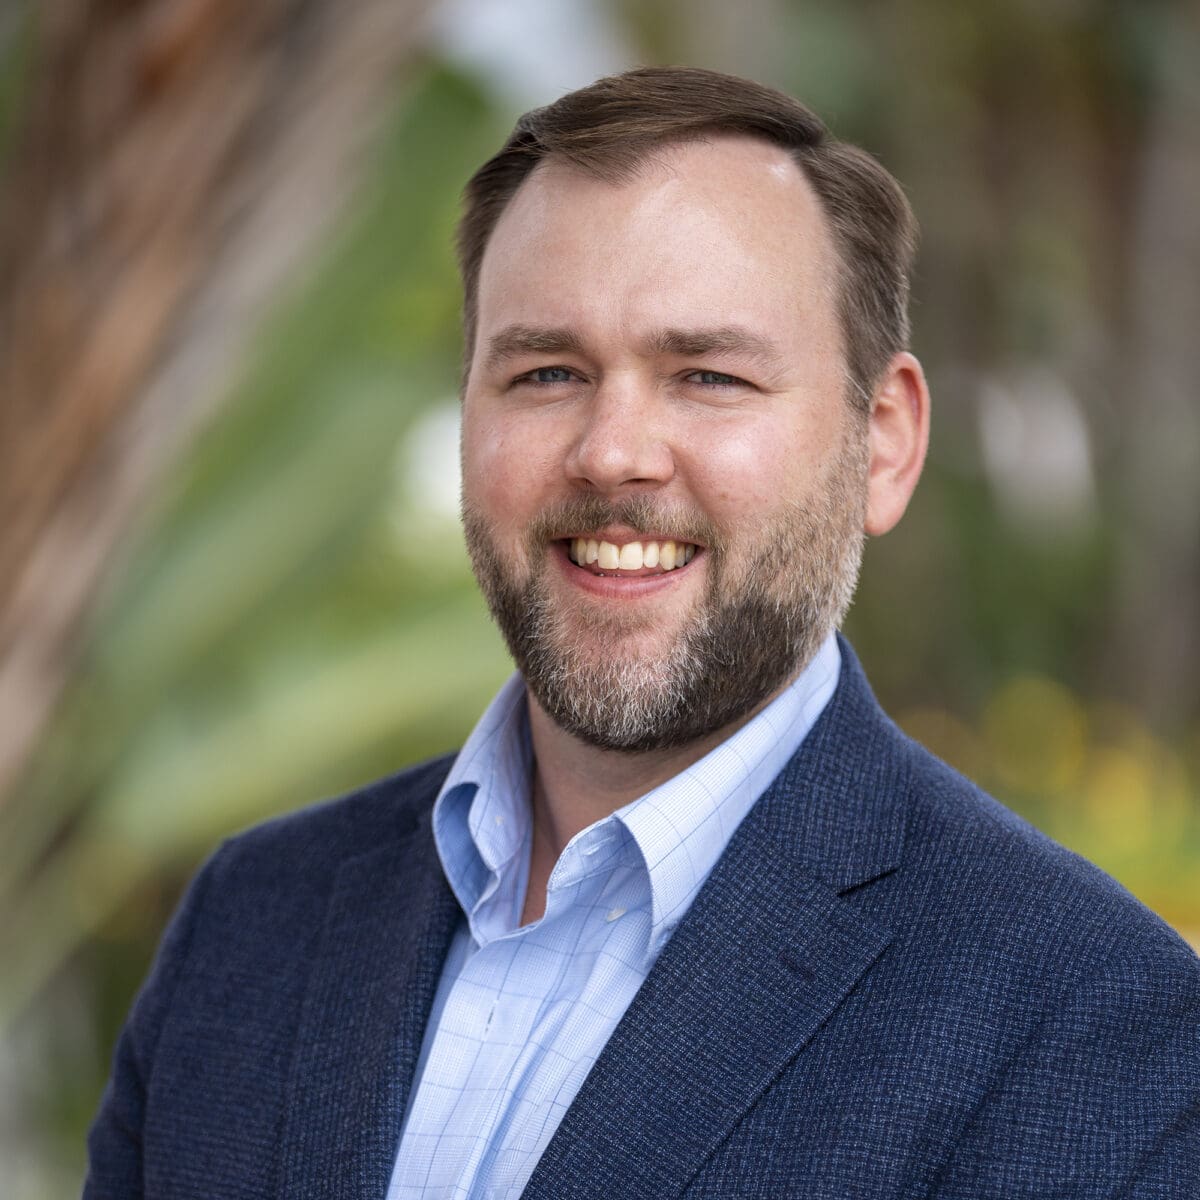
top-left (461, 136), bottom-right (868, 751)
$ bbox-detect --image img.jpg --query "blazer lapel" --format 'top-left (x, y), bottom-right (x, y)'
top-left (276, 803), bottom-right (460, 1200)
top-left (524, 638), bottom-right (912, 1199)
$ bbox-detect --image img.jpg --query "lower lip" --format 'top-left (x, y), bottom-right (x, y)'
top-left (551, 541), bottom-right (701, 598)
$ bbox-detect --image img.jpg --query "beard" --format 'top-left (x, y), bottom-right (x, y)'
top-left (463, 432), bottom-right (868, 753)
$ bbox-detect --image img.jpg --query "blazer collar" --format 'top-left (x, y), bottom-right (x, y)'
top-left (755, 633), bottom-right (911, 893)
top-left (276, 765), bottom-right (458, 1200)
top-left (523, 635), bottom-right (912, 1199)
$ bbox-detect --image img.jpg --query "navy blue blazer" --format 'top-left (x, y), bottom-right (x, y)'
top-left (85, 640), bottom-right (1200, 1198)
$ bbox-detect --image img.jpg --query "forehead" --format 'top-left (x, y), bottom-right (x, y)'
top-left (474, 135), bottom-right (841, 348)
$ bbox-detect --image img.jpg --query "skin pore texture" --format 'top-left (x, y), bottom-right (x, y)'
top-left (459, 136), bottom-right (929, 922)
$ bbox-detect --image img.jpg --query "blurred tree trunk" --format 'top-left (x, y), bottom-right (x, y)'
top-left (0, 0), bottom-right (433, 799)
top-left (1111, 5), bottom-right (1200, 728)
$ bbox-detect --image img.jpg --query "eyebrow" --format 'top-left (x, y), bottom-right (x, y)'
top-left (483, 325), bottom-right (586, 372)
top-left (480, 322), bottom-right (786, 375)
top-left (646, 326), bottom-right (785, 370)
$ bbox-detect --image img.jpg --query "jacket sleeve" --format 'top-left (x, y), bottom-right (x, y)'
top-left (82, 846), bottom-right (222, 1199)
top-left (930, 934), bottom-right (1200, 1199)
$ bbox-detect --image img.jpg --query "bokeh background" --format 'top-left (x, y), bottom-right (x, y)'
top-left (2, 0), bottom-right (1198, 1193)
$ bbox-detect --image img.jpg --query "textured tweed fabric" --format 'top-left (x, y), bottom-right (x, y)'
top-left (85, 638), bottom-right (1200, 1199)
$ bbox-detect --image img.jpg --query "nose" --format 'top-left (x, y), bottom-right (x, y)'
top-left (564, 378), bottom-right (675, 494)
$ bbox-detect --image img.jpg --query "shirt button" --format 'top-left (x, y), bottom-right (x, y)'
top-left (605, 907), bottom-right (626, 922)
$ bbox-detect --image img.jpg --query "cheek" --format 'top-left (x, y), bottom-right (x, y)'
top-left (461, 410), bottom-right (560, 532)
top-left (683, 417), bottom-right (814, 522)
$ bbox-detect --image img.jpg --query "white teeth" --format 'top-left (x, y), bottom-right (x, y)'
top-left (568, 537), bottom-right (696, 571)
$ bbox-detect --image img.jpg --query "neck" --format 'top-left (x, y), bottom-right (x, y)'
top-left (525, 685), bottom-right (789, 859)
top-left (517, 682), bottom-right (796, 927)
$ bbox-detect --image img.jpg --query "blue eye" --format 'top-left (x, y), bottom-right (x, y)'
top-left (693, 371), bottom-right (739, 386)
top-left (530, 367), bottom-right (573, 383)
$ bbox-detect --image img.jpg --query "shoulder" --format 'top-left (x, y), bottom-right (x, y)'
top-left (824, 640), bottom-right (1195, 978)
top-left (208, 750), bottom-right (456, 878)
top-left (130, 750), bottom-right (457, 1027)
top-left (85, 753), bottom-right (459, 1192)
top-left (166, 750), bottom-right (456, 951)
top-left (892, 732), bottom-right (1199, 990)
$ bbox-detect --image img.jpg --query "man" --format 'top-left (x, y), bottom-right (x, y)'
top-left (86, 68), bottom-right (1199, 1199)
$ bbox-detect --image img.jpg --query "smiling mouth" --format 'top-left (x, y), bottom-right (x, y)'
top-left (565, 537), bottom-right (699, 575)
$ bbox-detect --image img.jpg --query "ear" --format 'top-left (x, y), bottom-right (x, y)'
top-left (864, 351), bottom-right (930, 536)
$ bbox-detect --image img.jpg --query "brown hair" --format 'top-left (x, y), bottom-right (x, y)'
top-left (457, 67), bottom-right (917, 410)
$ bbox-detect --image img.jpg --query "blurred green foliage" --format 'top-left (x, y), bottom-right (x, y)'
top-left (0, 2), bottom-right (32, 172)
top-left (3, 2), bottom-right (1199, 1193)
top-left (1, 61), bottom-right (515, 1188)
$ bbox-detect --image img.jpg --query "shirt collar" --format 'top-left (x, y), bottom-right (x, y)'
top-left (432, 672), bottom-right (532, 933)
top-left (432, 634), bottom-right (841, 955)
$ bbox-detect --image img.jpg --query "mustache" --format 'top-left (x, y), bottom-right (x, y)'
top-left (524, 495), bottom-right (726, 551)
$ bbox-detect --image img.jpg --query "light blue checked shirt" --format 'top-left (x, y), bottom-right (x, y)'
top-left (386, 634), bottom-right (841, 1199)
